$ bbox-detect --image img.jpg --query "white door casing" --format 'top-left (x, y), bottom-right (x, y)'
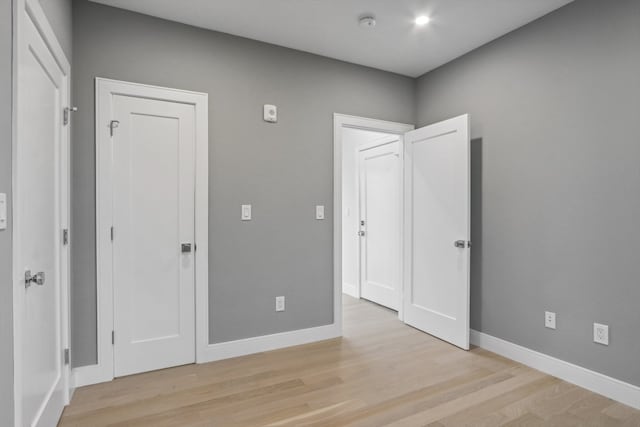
top-left (13, 0), bottom-right (71, 426)
top-left (358, 137), bottom-right (402, 311)
top-left (93, 79), bottom-right (208, 383)
top-left (112, 95), bottom-right (196, 377)
top-left (403, 114), bottom-right (471, 350)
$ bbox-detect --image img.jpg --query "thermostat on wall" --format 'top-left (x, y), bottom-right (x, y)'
top-left (263, 104), bottom-right (277, 123)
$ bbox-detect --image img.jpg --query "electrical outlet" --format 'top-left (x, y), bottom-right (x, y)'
top-left (545, 311), bottom-right (556, 329)
top-left (275, 296), bottom-right (285, 312)
top-left (594, 323), bottom-right (609, 346)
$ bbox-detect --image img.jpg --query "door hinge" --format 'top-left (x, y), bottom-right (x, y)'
top-left (110, 226), bottom-right (114, 241)
top-left (63, 106), bottom-right (78, 126)
top-left (62, 229), bottom-right (69, 246)
top-left (64, 348), bottom-right (70, 365)
top-left (112, 331), bottom-right (115, 345)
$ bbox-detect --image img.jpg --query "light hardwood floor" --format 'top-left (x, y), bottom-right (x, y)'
top-left (60, 296), bottom-right (640, 426)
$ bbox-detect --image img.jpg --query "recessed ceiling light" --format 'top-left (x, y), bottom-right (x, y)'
top-left (415, 15), bottom-right (431, 26)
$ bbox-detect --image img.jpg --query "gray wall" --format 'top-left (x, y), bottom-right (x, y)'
top-left (416, 0), bottom-right (640, 386)
top-left (71, 0), bottom-right (415, 367)
top-left (0, 1), bottom-right (13, 424)
top-left (39, 0), bottom-right (72, 60)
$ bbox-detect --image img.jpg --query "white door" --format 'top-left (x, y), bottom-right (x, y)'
top-left (16, 8), bottom-right (69, 427)
top-left (403, 114), bottom-right (471, 349)
top-left (111, 93), bottom-right (196, 377)
top-left (358, 138), bottom-right (402, 311)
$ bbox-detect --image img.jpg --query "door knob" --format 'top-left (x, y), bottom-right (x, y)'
top-left (181, 243), bottom-right (192, 253)
top-left (25, 270), bottom-right (45, 288)
top-left (358, 231), bottom-right (365, 237)
top-left (454, 240), bottom-right (469, 248)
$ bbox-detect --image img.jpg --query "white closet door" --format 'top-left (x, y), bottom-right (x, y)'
top-left (403, 115), bottom-right (471, 349)
top-left (112, 95), bottom-right (196, 377)
top-left (359, 139), bottom-right (402, 311)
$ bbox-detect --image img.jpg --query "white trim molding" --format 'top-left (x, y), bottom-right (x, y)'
top-left (471, 330), bottom-right (640, 410)
top-left (203, 324), bottom-right (341, 363)
top-left (93, 78), bottom-right (209, 384)
top-left (333, 114), bottom-right (414, 323)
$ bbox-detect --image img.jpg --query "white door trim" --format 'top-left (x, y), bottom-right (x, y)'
top-left (86, 78), bottom-right (208, 386)
top-left (12, 0), bottom-right (72, 425)
top-left (333, 114), bottom-right (414, 322)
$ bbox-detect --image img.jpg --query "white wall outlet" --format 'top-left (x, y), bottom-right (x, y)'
top-left (275, 296), bottom-right (285, 312)
top-left (0, 193), bottom-right (6, 230)
top-left (316, 205), bottom-right (325, 220)
top-left (594, 323), bottom-right (609, 346)
top-left (241, 204), bottom-right (252, 221)
top-left (263, 104), bottom-right (277, 123)
top-left (545, 311), bottom-right (556, 329)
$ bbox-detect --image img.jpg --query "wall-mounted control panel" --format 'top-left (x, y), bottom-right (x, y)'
top-left (263, 104), bottom-right (277, 123)
top-left (316, 205), bottom-right (325, 220)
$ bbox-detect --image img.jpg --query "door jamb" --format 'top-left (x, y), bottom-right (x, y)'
top-left (82, 78), bottom-right (209, 386)
top-left (333, 114), bottom-right (414, 323)
top-left (12, 0), bottom-right (72, 425)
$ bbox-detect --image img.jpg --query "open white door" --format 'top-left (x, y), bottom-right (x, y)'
top-left (403, 115), bottom-right (470, 349)
top-left (358, 138), bottom-right (402, 311)
top-left (14, 1), bottom-right (71, 425)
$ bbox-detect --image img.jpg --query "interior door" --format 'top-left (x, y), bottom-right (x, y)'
top-left (112, 94), bottom-right (196, 377)
top-left (359, 138), bottom-right (402, 311)
top-left (17, 11), bottom-right (68, 427)
top-left (403, 114), bottom-right (470, 349)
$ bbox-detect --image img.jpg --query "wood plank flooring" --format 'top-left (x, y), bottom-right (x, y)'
top-left (60, 296), bottom-right (640, 426)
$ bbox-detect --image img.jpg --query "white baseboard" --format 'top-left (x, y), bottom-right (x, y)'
top-left (470, 330), bottom-right (640, 410)
top-left (342, 282), bottom-right (359, 299)
top-left (73, 363), bottom-right (113, 388)
top-left (202, 323), bottom-right (341, 363)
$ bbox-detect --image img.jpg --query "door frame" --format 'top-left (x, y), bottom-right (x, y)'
top-left (12, 0), bottom-right (72, 425)
top-left (333, 114), bottom-right (414, 323)
top-left (86, 78), bottom-right (208, 385)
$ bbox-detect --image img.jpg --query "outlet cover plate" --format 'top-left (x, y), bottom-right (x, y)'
top-left (594, 323), bottom-right (609, 345)
top-left (545, 311), bottom-right (556, 329)
top-left (276, 296), bottom-right (285, 312)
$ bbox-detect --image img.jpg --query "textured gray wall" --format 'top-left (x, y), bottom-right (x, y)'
top-left (416, 0), bottom-right (640, 386)
top-left (0, 1), bottom-right (13, 424)
top-left (39, 0), bottom-right (72, 60)
top-left (71, 0), bottom-right (415, 367)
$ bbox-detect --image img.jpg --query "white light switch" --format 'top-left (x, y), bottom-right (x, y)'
top-left (0, 193), bottom-right (6, 230)
top-left (316, 205), bottom-right (325, 220)
top-left (241, 204), bottom-right (252, 221)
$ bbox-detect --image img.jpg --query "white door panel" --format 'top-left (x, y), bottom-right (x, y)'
top-left (18, 11), bottom-right (68, 427)
top-left (404, 115), bottom-right (470, 349)
top-left (359, 139), bottom-right (401, 311)
top-left (112, 96), bottom-right (196, 377)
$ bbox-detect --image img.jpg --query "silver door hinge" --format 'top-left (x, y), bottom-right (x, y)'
top-left (63, 106), bottom-right (78, 126)
top-left (112, 331), bottom-right (115, 345)
top-left (110, 226), bottom-right (114, 241)
top-left (64, 348), bottom-right (70, 365)
top-left (62, 229), bottom-right (69, 246)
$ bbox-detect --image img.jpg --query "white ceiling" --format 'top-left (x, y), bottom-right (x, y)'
top-left (89, 0), bottom-right (573, 77)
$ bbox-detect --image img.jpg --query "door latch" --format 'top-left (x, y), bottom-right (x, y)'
top-left (25, 270), bottom-right (45, 288)
top-left (181, 243), bottom-right (192, 253)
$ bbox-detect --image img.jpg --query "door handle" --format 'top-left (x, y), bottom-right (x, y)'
top-left (358, 231), bottom-right (365, 237)
top-left (181, 243), bottom-right (192, 253)
top-left (454, 240), bottom-right (471, 248)
top-left (25, 270), bottom-right (45, 288)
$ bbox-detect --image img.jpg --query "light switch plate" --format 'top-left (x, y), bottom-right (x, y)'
top-left (0, 193), bottom-right (6, 230)
top-left (263, 104), bottom-right (277, 123)
top-left (316, 205), bottom-right (325, 220)
top-left (241, 204), bottom-right (252, 221)
top-left (275, 296), bottom-right (285, 312)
